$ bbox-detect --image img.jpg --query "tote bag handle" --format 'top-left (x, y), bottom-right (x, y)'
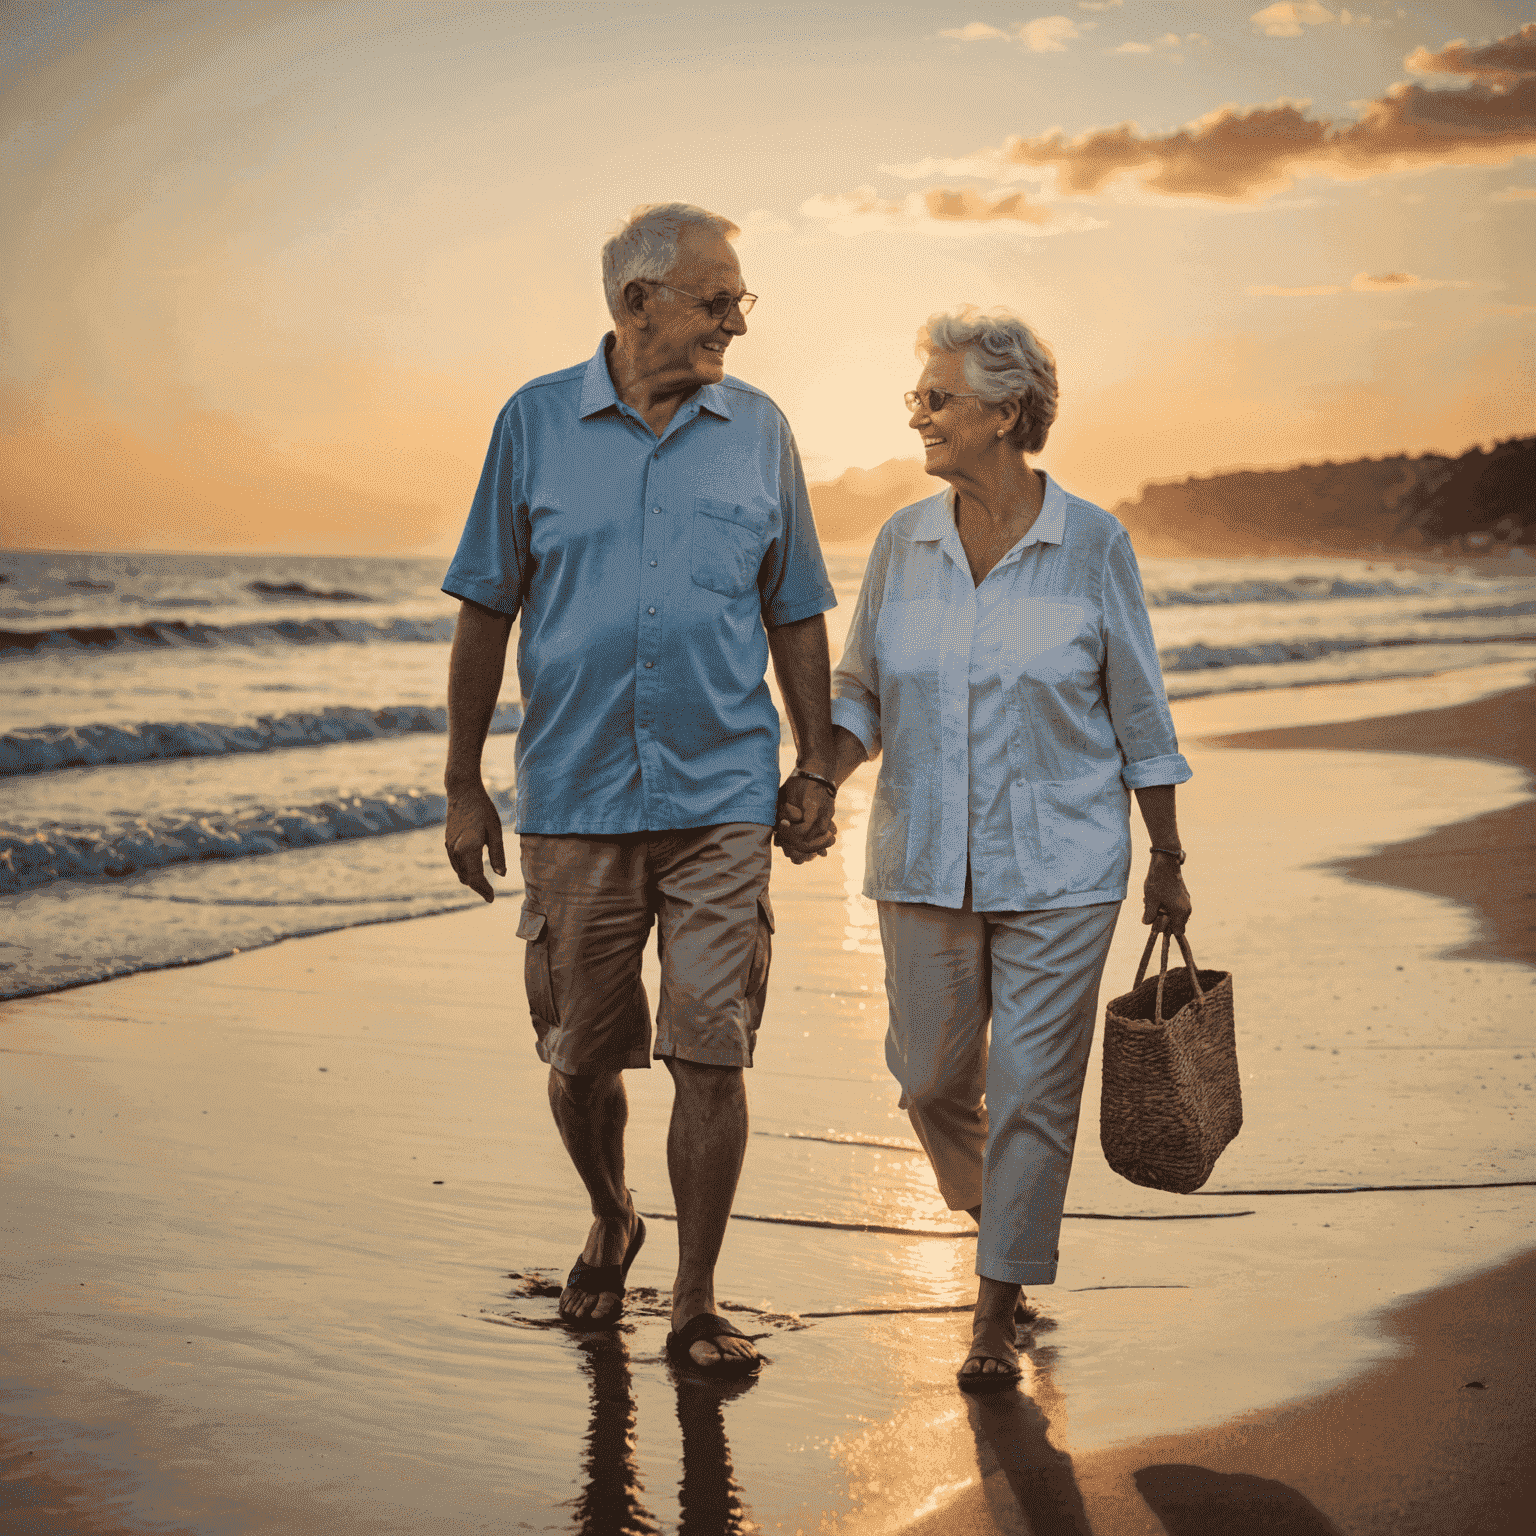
top-left (1132, 922), bottom-right (1206, 1027)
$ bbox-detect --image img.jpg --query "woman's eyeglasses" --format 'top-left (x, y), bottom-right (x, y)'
top-left (905, 389), bottom-right (980, 413)
top-left (651, 282), bottom-right (757, 319)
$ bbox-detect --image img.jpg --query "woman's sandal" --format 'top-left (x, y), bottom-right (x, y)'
top-left (957, 1349), bottom-right (1023, 1394)
top-left (665, 1312), bottom-right (762, 1378)
top-left (561, 1217), bottom-right (647, 1330)
top-left (957, 1316), bottom-right (1022, 1394)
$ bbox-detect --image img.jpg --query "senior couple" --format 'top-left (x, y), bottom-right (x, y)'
top-left (442, 203), bottom-right (1193, 1392)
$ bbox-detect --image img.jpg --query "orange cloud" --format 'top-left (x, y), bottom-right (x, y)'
top-left (1348, 270), bottom-right (1473, 292)
top-left (824, 26), bottom-right (1536, 215)
top-left (1406, 22), bottom-right (1536, 91)
top-left (800, 184), bottom-right (1104, 237)
top-left (1247, 271), bottom-right (1476, 296)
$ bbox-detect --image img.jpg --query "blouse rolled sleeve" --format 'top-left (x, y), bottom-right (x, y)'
top-left (830, 525), bottom-right (890, 757)
top-left (1101, 528), bottom-right (1192, 791)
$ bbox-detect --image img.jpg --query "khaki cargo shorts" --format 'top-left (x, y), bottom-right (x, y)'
top-left (517, 822), bottom-right (774, 1075)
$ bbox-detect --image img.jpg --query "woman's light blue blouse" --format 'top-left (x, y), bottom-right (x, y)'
top-left (831, 476), bottom-right (1191, 911)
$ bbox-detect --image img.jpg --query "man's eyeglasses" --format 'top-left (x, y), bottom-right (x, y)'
top-left (905, 389), bottom-right (980, 414)
top-left (651, 282), bottom-right (757, 319)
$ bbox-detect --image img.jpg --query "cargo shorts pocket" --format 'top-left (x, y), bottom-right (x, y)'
top-left (747, 892), bottom-right (774, 1000)
top-left (518, 905), bottom-right (556, 1027)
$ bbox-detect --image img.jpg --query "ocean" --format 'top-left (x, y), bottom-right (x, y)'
top-left (4, 543), bottom-right (1535, 1000)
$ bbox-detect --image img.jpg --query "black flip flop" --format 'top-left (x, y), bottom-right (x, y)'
top-left (561, 1217), bottom-right (646, 1330)
top-left (665, 1312), bottom-right (762, 1378)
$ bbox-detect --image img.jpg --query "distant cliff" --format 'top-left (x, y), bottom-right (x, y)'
top-left (806, 459), bottom-right (936, 542)
top-left (808, 439), bottom-right (1534, 556)
top-left (1111, 437), bottom-right (1534, 558)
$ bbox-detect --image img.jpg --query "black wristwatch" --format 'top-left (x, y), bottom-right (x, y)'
top-left (1149, 846), bottom-right (1186, 866)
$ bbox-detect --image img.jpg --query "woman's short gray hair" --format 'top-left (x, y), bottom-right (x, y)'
top-left (601, 203), bottom-right (740, 324)
top-left (916, 306), bottom-right (1058, 455)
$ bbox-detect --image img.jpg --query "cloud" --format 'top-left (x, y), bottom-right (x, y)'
top-left (1349, 270), bottom-right (1473, 291)
top-left (1251, 2), bottom-right (1336, 38)
top-left (1114, 32), bottom-right (1205, 56)
top-left (835, 25), bottom-right (1536, 211)
top-left (800, 184), bottom-right (1103, 237)
top-left (1021, 16), bottom-right (1080, 51)
top-left (1247, 271), bottom-right (1474, 296)
top-left (1406, 22), bottom-right (1536, 90)
top-left (1079, 0), bottom-right (1122, 9)
top-left (940, 21), bottom-right (1011, 41)
top-left (1491, 184), bottom-right (1536, 200)
top-left (938, 17), bottom-right (1079, 49)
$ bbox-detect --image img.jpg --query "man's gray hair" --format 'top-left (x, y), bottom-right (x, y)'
top-left (916, 306), bottom-right (1058, 455)
top-left (602, 203), bottom-right (741, 324)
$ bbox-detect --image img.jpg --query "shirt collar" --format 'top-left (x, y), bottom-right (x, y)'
top-left (902, 473), bottom-right (1068, 549)
top-left (579, 334), bottom-right (733, 422)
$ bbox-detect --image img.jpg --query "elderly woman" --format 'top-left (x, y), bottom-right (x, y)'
top-left (821, 306), bottom-right (1194, 1390)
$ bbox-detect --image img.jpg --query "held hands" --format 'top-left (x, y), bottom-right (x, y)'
top-left (774, 775), bottom-right (837, 864)
top-left (444, 783), bottom-right (506, 902)
top-left (1141, 854), bottom-right (1192, 935)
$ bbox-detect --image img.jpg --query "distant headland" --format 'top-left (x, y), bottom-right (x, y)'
top-left (808, 437), bottom-right (1535, 559)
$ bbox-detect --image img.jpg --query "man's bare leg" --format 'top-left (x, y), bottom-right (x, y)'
top-left (549, 1066), bottom-right (639, 1324)
top-left (666, 1057), bottom-right (757, 1369)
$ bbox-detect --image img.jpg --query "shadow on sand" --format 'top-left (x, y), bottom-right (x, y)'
top-left (962, 1336), bottom-right (1338, 1536)
top-left (1131, 1465), bottom-right (1345, 1535)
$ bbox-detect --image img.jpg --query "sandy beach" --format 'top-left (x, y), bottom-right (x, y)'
top-left (3, 662), bottom-right (1534, 1534)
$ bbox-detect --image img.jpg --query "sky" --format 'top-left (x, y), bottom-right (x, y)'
top-left (1, 0), bottom-right (1532, 554)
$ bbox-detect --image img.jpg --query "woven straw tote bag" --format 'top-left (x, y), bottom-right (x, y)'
top-left (1100, 924), bottom-right (1241, 1194)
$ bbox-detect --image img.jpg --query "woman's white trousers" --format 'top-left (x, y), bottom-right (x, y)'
top-left (878, 894), bottom-right (1120, 1285)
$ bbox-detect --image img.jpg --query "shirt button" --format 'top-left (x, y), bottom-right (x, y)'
top-left (648, 607), bottom-right (656, 615)
top-left (650, 559), bottom-right (658, 567)
top-left (644, 661), bottom-right (654, 669)
top-left (653, 507), bottom-right (662, 514)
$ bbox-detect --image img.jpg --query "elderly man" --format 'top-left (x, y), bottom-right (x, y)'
top-left (441, 203), bottom-right (837, 1378)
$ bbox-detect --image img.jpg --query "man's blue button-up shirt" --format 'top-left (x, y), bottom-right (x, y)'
top-left (443, 336), bottom-right (836, 835)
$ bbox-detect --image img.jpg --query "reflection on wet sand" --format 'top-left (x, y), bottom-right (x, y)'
top-left (675, 1373), bottom-right (756, 1536)
top-left (568, 1330), bottom-right (756, 1536)
top-left (570, 1333), bottom-right (657, 1536)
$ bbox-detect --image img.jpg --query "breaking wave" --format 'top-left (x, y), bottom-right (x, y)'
top-left (2, 702), bottom-right (522, 776)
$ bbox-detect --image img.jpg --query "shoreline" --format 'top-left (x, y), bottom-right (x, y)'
top-left (1206, 682), bottom-right (1536, 968)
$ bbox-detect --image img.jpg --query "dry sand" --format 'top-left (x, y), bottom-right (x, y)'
top-left (3, 663), bottom-right (1534, 1534)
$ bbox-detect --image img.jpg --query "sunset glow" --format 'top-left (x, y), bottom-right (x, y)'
top-left (3, 1), bottom-right (1531, 553)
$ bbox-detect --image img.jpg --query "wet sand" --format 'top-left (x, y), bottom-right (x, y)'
top-left (1207, 681), bottom-right (1536, 968)
top-left (3, 663), bottom-right (1534, 1533)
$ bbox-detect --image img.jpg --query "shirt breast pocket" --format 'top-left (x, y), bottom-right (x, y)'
top-left (691, 497), bottom-right (771, 599)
